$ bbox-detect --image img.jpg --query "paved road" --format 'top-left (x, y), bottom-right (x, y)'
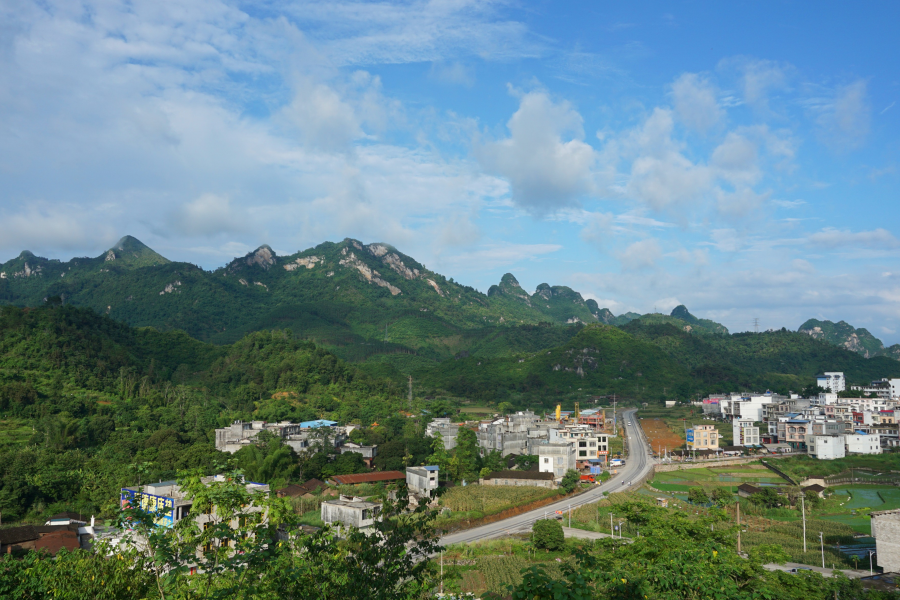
top-left (440, 409), bottom-right (655, 547)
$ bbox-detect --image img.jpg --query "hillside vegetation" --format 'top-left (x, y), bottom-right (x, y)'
top-left (0, 304), bottom-right (412, 522)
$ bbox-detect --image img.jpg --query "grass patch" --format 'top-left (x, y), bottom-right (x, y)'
top-left (0, 419), bottom-right (34, 448)
top-left (776, 452), bottom-right (900, 482)
top-left (436, 485), bottom-right (559, 527)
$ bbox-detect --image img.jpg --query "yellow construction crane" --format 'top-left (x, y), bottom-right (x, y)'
top-left (555, 404), bottom-right (561, 421)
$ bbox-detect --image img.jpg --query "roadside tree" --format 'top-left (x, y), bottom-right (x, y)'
top-left (533, 518), bottom-right (565, 551)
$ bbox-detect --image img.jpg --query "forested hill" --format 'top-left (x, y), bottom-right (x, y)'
top-left (0, 236), bottom-right (729, 361)
top-left (0, 304), bottom-right (412, 521)
top-left (799, 318), bottom-right (900, 360)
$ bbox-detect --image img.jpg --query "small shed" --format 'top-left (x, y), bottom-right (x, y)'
top-left (737, 483), bottom-right (763, 498)
top-left (801, 484), bottom-right (827, 498)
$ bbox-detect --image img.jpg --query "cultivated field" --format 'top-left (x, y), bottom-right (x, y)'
top-left (641, 418), bottom-right (684, 453)
top-left (440, 485), bottom-right (556, 513)
top-left (650, 465), bottom-right (784, 493)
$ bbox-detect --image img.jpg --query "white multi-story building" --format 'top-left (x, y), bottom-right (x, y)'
top-left (807, 435), bottom-right (846, 460)
top-left (852, 379), bottom-right (900, 400)
top-left (846, 433), bottom-right (882, 454)
top-left (720, 393), bottom-right (779, 422)
top-left (732, 418), bottom-right (760, 446)
top-left (549, 424), bottom-right (609, 464)
top-left (817, 372), bottom-right (846, 394)
top-left (536, 441), bottom-right (576, 478)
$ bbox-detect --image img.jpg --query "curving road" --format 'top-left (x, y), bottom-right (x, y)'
top-left (440, 408), bottom-right (655, 546)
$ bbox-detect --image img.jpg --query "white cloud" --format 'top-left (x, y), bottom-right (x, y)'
top-left (811, 80), bottom-right (871, 150)
top-left (429, 62), bottom-right (474, 87)
top-left (435, 212), bottom-right (482, 247)
top-left (437, 241), bottom-right (562, 271)
top-left (715, 187), bottom-right (770, 217)
top-left (617, 238), bottom-right (662, 270)
top-left (0, 205), bottom-right (117, 254)
top-left (710, 132), bottom-right (761, 186)
top-left (671, 73), bottom-right (723, 133)
top-left (807, 227), bottom-right (900, 249)
top-left (579, 212), bottom-right (614, 247)
top-left (170, 194), bottom-right (249, 236)
top-left (281, 0), bottom-right (544, 67)
top-left (618, 108), bottom-right (712, 211)
top-left (476, 89), bottom-right (597, 213)
top-left (772, 199), bottom-right (806, 209)
top-left (719, 57), bottom-right (790, 111)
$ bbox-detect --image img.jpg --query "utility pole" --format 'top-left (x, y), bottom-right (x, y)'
top-left (440, 550), bottom-right (443, 594)
top-left (870, 550), bottom-right (875, 575)
top-left (613, 397), bottom-right (617, 434)
top-left (819, 532), bottom-right (825, 568)
top-left (736, 502), bottom-right (741, 554)
top-left (610, 512), bottom-right (614, 536)
top-left (801, 493), bottom-right (807, 553)
top-left (407, 375), bottom-right (413, 409)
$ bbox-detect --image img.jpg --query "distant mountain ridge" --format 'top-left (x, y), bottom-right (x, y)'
top-left (0, 236), bottom-right (746, 361)
top-left (798, 318), bottom-right (900, 360)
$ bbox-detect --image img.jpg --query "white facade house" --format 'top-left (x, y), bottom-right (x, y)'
top-left (808, 435), bottom-right (846, 460)
top-left (852, 379), bottom-right (900, 400)
top-left (817, 372), bottom-right (846, 393)
top-left (405, 466), bottom-right (439, 497)
top-left (537, 441), bottom-right (576, 478)
top-left (549, 425), bottom-right (608, 463)
top-left (846, 433), bottom-right (882, 454)
top-left (732, 418), bottom-right (760, 447)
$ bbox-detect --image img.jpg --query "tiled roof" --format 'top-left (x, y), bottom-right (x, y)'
top-left (330, 471), bottom-right (405, 485)
top-left (0, 525), bottom-right (39, 545)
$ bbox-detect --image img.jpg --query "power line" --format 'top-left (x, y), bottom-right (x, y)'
top-left (752, 317), bottom-right (759, 333)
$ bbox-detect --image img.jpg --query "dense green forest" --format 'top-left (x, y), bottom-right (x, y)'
top-left (0, 304), bottom-right (424, 522)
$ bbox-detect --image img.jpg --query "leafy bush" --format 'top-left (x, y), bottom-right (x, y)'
top-left (533, 518), bottom-right (565, 551)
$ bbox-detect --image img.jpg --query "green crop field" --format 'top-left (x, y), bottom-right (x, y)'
top-left (651, 466), bottom-right (783, 491)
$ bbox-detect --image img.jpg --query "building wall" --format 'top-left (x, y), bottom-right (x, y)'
top-left (406, 467), bottom-right (439, 495)
top-left (817, 372), bottom-right (846, 393)
top-left (810, 435), bottom-right (845, 460)
top-left (687, 425), bottom-right (720, 450)
top-left (426, 419), bottom-right (459, 450)
top-left (320, 502), bottom-right (380, 529)
top-left (482, 477), bottom-right (555, 488)
top-left (873, 512), bottom-right (900, 572)
top-left (537, 443), bottom-right (576, 478)
top-left (846, 434), bottom-right (882, 454)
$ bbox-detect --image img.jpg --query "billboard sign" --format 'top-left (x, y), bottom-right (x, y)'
top-left (120, 489), bottom-right (175, 528)
top-left (686, 429), bottom-right (694, 443)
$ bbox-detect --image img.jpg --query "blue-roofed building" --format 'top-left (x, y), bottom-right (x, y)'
top-left (406, 465), bottom-right (439, 497)
top-left (299, 419), bottom-right (338, 429)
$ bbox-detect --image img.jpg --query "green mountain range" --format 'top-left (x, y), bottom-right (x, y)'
top-left (0, 237), bottom-right (729, 360)
top-left (798, 318), bottom-right (900, 360)
top-left (2, 236), bottom-right (899, 407)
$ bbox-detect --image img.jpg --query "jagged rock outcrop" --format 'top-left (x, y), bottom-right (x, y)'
top-left (799, 318), bottom-right (886, 359)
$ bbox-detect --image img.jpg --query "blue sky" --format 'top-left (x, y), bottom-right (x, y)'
top-left (1, 1), bottom-right (899, 342)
